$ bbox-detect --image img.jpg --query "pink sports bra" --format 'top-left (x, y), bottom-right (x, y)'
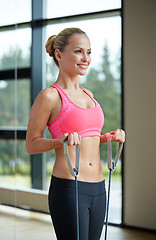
top-left (48, 83), bottom-right (104, 139)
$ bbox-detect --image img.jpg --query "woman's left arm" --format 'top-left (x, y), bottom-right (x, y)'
top-left (100, 129), bottom-right (125, 144)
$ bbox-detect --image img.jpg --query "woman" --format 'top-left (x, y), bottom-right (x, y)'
top-left (25, 27), bottom-right (125, 240)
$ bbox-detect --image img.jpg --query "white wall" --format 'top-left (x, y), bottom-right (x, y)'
top-left (123, 0), bottom-right (156, 230)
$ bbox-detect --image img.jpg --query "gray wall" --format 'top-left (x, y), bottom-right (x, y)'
top-left (123, 0), bottom-right (156, 230)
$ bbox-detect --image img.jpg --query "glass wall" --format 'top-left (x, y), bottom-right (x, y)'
top-left (0, 1), bottom-right (31, 239)
top-left (0, 3), bottom-right (122, 239)
top-left (0, 0), bottom-right (32, 194)
top-left (0, 0), bottom-right (31, 26)
top-left (46, 0), bottom-right (121, 18)
top-left (0, 28), bottom-right (31, 71)
top-left (0, 46), bottom-right (31, 189)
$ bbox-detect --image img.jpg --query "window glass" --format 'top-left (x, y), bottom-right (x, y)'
top-left (0, 28), bottom-right (31, 70)
top-left (0, 139), bottom-right (16, 187)
top-left (0, 79), bottom-right (31, 127)
top-left (45, 128), bottom-right (55, 189)
top-left (15, 140), bottom-right (31, 189)
top-left (46, 0), bottom-right (121, 18)
top-left (0, 0), bottom-right (31, 26)
top-left (45, 16), bottom-right (122, 223)
top-left (0, 140), bottom-right (30, 189)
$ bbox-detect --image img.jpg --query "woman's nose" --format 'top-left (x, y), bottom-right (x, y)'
top-left (81, 53), bottom-right (87, 61)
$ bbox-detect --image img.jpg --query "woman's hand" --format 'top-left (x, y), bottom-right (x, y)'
top-left (58, 133), bottom-right (69, 144)
top-left (100, 129), bottom-right (125, 144)
top-left (110, 129), bottom-right (125, 143)
top-left (68, 132), bottom-right (81, 145)
top-left (59, 132), bottom-right (81, 146)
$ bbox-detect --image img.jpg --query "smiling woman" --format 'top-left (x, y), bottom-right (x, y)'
top-left (25, 27), bottom-right (125, 240)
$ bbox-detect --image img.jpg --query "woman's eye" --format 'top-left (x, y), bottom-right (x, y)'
top-left (75, 50), bottom-right (91, 55)
top-left (75, 50), bottom-right (81, 53)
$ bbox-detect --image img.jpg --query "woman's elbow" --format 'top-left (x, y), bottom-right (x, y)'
top-left (25, 141), bottom-right (34, 155)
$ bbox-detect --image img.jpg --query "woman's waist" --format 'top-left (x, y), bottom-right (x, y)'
top-left (50, 175), bottom-right (105, 195)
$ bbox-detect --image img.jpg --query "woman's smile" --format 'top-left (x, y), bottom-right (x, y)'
top-left (77, 64), bottom-right (88, 69)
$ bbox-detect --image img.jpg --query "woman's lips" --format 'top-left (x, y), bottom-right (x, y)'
top-left (78, 64), bottom-right (88, 69)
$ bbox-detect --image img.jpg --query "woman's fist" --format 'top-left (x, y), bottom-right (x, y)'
top-left (67, 132), bottom-right (81, 146)
top-left (110, 129), bottom-right (125, 143)
top-left (59, 132), bottom-right (81, 146)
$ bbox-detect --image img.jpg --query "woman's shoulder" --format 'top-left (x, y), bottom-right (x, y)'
top-left (39, 85), bottom-right (59, 99)
top-left (34, 85), bottom-right (60, 106)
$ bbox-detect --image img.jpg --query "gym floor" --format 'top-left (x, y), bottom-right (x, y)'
top-left (0, 205), bottom-right (155, 240)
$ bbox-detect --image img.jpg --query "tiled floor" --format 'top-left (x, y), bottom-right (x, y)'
top-left (0, 205), bottom-right (155, 240)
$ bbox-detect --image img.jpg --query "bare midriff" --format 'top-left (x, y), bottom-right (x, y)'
top-left (52, 136), bottom-right (104, 182)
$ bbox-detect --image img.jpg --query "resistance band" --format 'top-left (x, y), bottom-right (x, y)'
top-left (63, 137), bottom-right (123, 240)
top-left (64, 139), bottom-right (80, 240)
top-left (105, 137), bottom-right (123, 240)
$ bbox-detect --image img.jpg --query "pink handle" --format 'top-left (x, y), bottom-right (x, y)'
top-left (104, 130), bottom-right (118, 142)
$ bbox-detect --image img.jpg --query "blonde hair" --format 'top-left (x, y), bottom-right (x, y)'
top-left (45, 27), bottom-right (87, 67)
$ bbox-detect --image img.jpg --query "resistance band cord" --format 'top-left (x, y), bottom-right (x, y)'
top-left (105, 140), bottom-right (123, 240)
top-left (64, 139), bottom-right (80, 240)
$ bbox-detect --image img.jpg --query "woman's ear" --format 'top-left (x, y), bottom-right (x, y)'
top-left (54, 49), bottom-right (62, 63)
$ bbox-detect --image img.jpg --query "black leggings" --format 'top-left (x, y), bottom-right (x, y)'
top-left (48, 176), bottom-right (106, 240)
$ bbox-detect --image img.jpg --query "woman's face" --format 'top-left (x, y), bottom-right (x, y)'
top-left (59, 34), bottom-right (91, 77)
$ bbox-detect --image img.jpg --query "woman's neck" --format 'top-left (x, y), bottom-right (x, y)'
top-left (56, 72), bottom-right (80, 90)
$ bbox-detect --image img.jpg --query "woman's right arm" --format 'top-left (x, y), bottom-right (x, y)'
top-left (25, 89), bottom-right (68, 154)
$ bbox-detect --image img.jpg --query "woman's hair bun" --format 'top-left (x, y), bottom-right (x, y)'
top-left (45, 35), bottom-right (57, 57)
